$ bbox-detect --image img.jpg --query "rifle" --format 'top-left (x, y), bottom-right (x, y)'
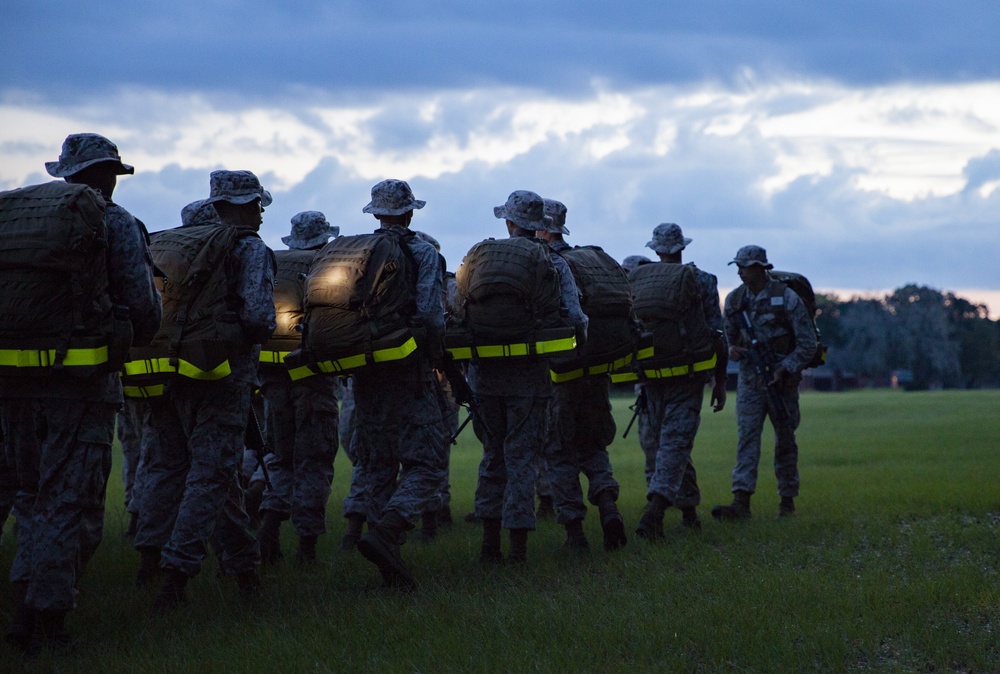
top-left (437, 350), bottom-right (493, 442)
top-left (739, 310), bottom-right (790, 425)
top-left (244, 399), bottom-right (273, 491)
top-left (622, 386), bottom-right (646, 439)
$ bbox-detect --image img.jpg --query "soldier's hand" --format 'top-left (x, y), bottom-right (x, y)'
top-left (729, 345), bottom-right (747, 361)
top-left (769, 365), bottom-right (789, 387)
top-left (711, 381), bottom-right (727, 412)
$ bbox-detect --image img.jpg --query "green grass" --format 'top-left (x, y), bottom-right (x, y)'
top-left (2, 389), bottom-right (998, 672)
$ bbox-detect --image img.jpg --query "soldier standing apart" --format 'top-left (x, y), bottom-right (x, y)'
top-left (536, 199), bottom-right (625, 552)
top-left (712, 245), bottom-right (816, 520)
top-left (134, 170), bottom-right (276, 611)
top-left (354, 180), bottom-right (448, 591)
top-left (634, 224), bottom-right (728, 538)
top-left (469, 191), bottom-right (588, 565)
top-left (256, 212), bottom-right (340, 565)
top-left (1, 134), bottom-right (160, 654)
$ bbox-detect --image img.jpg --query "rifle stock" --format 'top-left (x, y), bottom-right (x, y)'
top-left (739, 311), bottom-right (791, 425)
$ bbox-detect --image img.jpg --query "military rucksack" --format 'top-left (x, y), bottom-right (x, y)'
top-left (299, 229), bottom-right (418, 372)
top-left (628, 262), bottom-right (716, 372)
top-left (259, 248), bottom-right (315, 368)
top-left (549, 245), bottom-right (637, 379)
top-left (0, 181), bottom-right (130, 377)
top-left (122, 224), bottom-right (254, 394)
top-left (450, 236), bottom-right (573, 359)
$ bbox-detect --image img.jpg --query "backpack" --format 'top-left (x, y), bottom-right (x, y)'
top-left (0, 181), bottom-right (128, 377)
top-left (451, 236), bottom-right (572, 358)
top-left (259, 248), bottom-right (315, 368)
top-left (628, 262), bottom-right (716, 370)
top-left (300, 229), bottom-right (418, 371)
top-left (549, 245), bottom-right (636, 378)
top-left (123, 224), bottom-right (253, 392)
top-left (728, 270), bottom-right (827, 368)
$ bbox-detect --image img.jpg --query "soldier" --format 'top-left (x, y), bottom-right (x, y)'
top-left (353, 179), bottom-right (448, 591)
top-left (536, 198), bottom-right (626, 552)
top-left (634, 224), bottom-right (728, 539)
top-left (712, 245), bottom-right (816, 520)
top-left (1, 133), bottom-right (160, 654)
top-left (467, 190), bottom-right (587, 565)
top-left (256, 211), bottom-right (340, 565)
top-left (133, 170), bottom-right (276, 611)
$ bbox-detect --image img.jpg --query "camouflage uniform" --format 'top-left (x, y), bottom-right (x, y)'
top-left (338, 377), bottom-right (367, 521)
top-left (722, 247), bottom-right (817, 499)
top-left (135, 170), bottom-right (276, 580)
top-left (1, 432), bottom-right (14, 547)
top-left (1, 134), bottom-right (160, 615)
top-left (118, 399), bottom-right (151, 520)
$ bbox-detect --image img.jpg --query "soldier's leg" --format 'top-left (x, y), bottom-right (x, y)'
top-left (648, 380), bottom-right (704, 506)
top-left (473, 394), bottom-right (508, 523)
top-left (289, 378), bottom-right (338, 562)
top-left (546, 393), bottom-right (587, 529)
top-left (499, 396), bottom-right (546, 533)
top-left (257, 381), bottom-right (293, 563)
top-left (772, 381), bottom-right (802, 508)
top-left (731, 378), bottom-right (767, 495)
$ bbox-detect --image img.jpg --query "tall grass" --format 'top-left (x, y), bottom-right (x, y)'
top-left (2, 389), bottom-right (998, 672)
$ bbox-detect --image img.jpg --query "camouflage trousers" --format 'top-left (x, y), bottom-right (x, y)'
top-left (260, 375), bottom-right (339, 537)
top-left (473, 395), bottom-right (549, 530)
top-left (638, 377), bottom-right (706, 509)
top-left (134, 380), bottom-right (259, 577)
top-left (1, 441), bottom-right (15, 542)
top-left (352, 379), bottom-right (448, 529)
top-left (732, 373), bottom-right (801, 497)
top-left (338, 378), bottom-right (367, 520)
top-left (545, 377), bottom-right (619, 524)
top-left (117, 398), bottom-right (150, 515)
top-left (1, 398), bottom-right (115, 611)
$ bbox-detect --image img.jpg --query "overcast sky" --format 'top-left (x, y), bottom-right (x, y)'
top-left (3, 1), bottom-right (999, 312)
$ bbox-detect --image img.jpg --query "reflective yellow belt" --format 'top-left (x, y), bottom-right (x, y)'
top-left (448, 335), bottom-right (576, 361)
top-left (611, 353), bottom-right (717, 383)
top-left (550, 352), bottom-right (635, 383)
top-left (122, 357), bottom-right (232, 381)
top-left (122, 384), bottom-right (166, 398)
top-left (260, 349), bottom-right (318, 380)
top-left (288, 336), bottom-right (418, 381)
top-left (0, 345), bottom-right (108, 368)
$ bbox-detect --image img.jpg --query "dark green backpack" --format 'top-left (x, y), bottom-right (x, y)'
top-left (629, 261), bottom-right (715, 368)
top-left (262, 248), bottom-right (316, 358)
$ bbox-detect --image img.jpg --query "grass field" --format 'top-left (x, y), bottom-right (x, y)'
top-left (2, 389), bottom-right (998, 672)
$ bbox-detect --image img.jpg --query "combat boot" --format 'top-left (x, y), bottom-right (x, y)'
top-left (3, 581), bottom-right (34, 654)
top-left (479, 518), bottom-right (503, 565)
top-left (680, 507), bottom-right (702, 530)
top-left (778, 496), bottom-right (796, 518)
top-left (341, 514), bottom-right (365, 551)
top-left (256, 510), bottom-right (284, 564)
top-left (235, 569), bottom-right (263, 599)
top-left (25, 609), bottom-right (74, 659)
top-left (357, 511), bottom-right (417, 592)
top-left (244, 480), bottom-right (265, 528)
top-left (711, 490), bottom-right (752, 521)
top-left (437, 504), bottom-right (453, 528)
top-left (597, 493), bottom-right (627, 551)
top-left (563, 518), bottom-right (589, 552)
top-left (635, 494), bottom-right (669, 541)
top-left (296, 535), bottom-right (318, 565)
top-left (508, 528), bottom-right (529, 565)
top-left (416, 509), bottom-right (437, 543)
top-left (135, 547), bottom-right (163, 589)
top-left (153, 569), bottom-right (189, 614)
top-left (535, 494), bottom-right (555, 520)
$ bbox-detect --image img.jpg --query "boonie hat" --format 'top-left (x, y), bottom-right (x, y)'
top-left (205, 170), bottom-right (273, 207)
top-left (621, 254), bottom-right (652, 273)
top-left (493, 190), bottom-right (552, 231)
top-left (646, 222), bottom-right (691, 255)
top-left (542, 198), bottom-right (570, 235)
top-left (363, 179), bottom-right (425, 216)
top-left (413, 230), bottom-right (441, 252)
top-left (45, 133), bottom-right (134, 178)
top-left (180, 199), bottom-right (222, 227)
top-left (282, 211), bottom-right (339, 250)
top-left (729, 244), bottom-right (774, 269)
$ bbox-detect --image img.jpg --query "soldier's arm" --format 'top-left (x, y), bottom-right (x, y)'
top-left (779, 287), bottom-right (818, 374)
top-left (234, 236), bottom-right (277, 344)
top-left (410, 240), bottom-right (446, 340)
top-left (104, 204), bottom-right (161, 346)
top-left (550, 253), bottom-right (588, 341)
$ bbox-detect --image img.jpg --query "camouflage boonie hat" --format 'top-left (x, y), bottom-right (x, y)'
top-left (282, 211), bottom-right (339, 250)
top-left (413, 230), bottom-right (441, 252)
top-left (542, 198), bottom-right (570, 234)
top-left (204, 170), bottom-right (273, 207)
top-left (646, 222), bottom-right (691, 255)
top-left (621, 254), bottom-right (652, 273)
top-left (45, 133), bottom-right (134, 178)
top-left (729, 244), bottom-right (773, 269)
top-left (363, 179), bottom-right (425, 216)
top-left (493, 190), bottom-right (552, 231)
top-left (180, 199), bottom-right (222, 227)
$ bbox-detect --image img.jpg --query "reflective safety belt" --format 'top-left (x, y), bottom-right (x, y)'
top-left (447, 335), bottom-right (576, 361)
top-left (611, 352), bottom-right (717, 383)
top-left (288, 335), bottom-right (418, 381)
top-left (122, 357), bottom-right (232, 381)
top-left (122, 383), bottom-right (166, 398)
top-left (0, 345), bottom-right (108, 368)
top-left (550, 352), bottom-right (635, 383)
top-left (260, 349), bottom-right (318, 380)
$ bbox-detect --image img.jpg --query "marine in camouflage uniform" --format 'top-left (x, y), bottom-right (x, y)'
top-left (634, 224), bottom-right (728, 540)
top-left (134, 170), bottom-right (276, 611)
top-left (353, 180), bottom-right (448, 591)
top-left (536, 199), bottom-right (625, 552)
top-left (712, 245), bottom-right (817, 520)
top-left (338, 376), bottom-right (368, 550)
top-left (256, 211), bottom-right (340, 565)
top-left (467, 191), bottom-right (588, 565)
top-left (1, 133), bottom-right (160, 654)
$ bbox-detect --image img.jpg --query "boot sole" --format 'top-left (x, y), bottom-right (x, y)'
top-left (601, 515), bottom-right (628, 551)
top-left (357, 534), bottom-right (417, 592)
